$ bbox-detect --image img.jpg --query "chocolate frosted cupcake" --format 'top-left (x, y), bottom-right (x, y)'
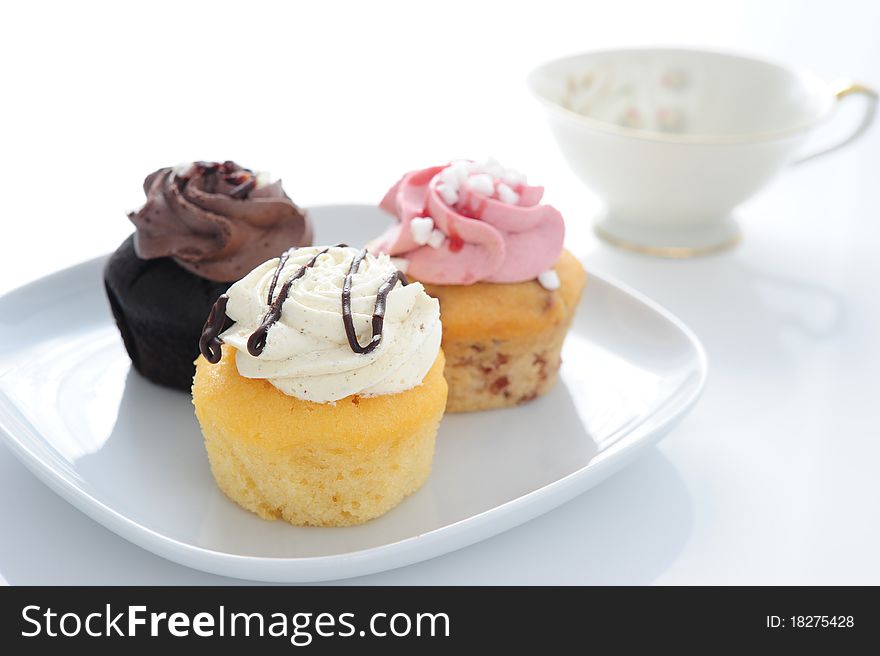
top-left (105, 161), bottom-right (313, 390)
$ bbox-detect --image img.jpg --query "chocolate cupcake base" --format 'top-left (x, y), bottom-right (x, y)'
top-left (104, 235), bottom-right (231, 391)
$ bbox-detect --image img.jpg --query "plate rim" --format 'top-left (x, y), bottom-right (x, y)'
top-left (0, 250), bottom-right (707, 582)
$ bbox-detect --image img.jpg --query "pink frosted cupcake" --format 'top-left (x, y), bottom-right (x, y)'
top-left (370, 159), bottom-right (586, 413)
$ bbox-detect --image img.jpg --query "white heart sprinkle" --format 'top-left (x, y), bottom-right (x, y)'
top-left (436, 182), bottom-right (459, 206)
top-left (466, 173), bottom-right (494, 196)
top-left (427, 229), bottom-right (446, 249)
top-left (439, 163), bottom-right (468, 187)
top-left (537, 269), bottom-right (560, 290)
top-left (496, 182), bottom-right (520, 205)
top-left (410, 217), bottom-right (435, 245)
top-left (502, 168), bottom-right (527, 186)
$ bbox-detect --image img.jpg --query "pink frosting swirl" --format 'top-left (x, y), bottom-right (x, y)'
top-left (371, 161), bottom-right (565, 284)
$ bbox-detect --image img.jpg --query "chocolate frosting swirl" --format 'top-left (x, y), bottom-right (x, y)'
top-left (128, 161), bottom-right (313, 282)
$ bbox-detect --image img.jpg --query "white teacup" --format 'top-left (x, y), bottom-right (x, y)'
top-left (528, 48), bottom-right (877, 256)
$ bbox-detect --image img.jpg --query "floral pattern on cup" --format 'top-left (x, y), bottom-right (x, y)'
top-left (562, 66), bottom-right (690, 133)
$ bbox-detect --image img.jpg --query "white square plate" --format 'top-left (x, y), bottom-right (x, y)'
top-left (0, 205), bottom-right (706, 582)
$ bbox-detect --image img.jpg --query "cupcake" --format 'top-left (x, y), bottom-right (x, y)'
top-left (370, 158), bottom-right (585, 413)
top-left (192, 245), bottom-right (446, 527)
top-left (104, 161), bottom-right (312, 390)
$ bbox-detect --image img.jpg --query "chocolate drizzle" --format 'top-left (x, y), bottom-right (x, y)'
top-left (198, 245), bottom-right (407, 364)
top-left (265, 249), bottom-right (292, 304)
top-left (342, 249), bottom-right (409, 354)
top-left (199, 294), bottom-right (229, 364)
top-left (246, 247), bottom-right (331, 356)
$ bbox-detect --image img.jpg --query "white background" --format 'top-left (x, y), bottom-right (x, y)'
top-left (1, 0), bottom-right (879, 584)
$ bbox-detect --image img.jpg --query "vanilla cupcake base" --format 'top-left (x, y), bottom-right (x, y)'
top-left (193, 348), bottom-right (447, 527)
top-left (439, 317), bottom-right (572, 413)
top-left (422, 250), bottom-right (585, 413)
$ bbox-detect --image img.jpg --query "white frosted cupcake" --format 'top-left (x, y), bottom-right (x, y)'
top-left (193, 245), bottom-right (446, 527)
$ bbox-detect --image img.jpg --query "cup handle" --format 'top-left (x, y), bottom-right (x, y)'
top-left (792, 82), bottom-right (878, 166)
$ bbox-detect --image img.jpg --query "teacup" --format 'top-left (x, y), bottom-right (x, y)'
top-left (528, 48), bottom-right (877, 256)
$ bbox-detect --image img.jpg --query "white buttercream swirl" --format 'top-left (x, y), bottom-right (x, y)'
top-left (220, 245), bottom-right (442, 403)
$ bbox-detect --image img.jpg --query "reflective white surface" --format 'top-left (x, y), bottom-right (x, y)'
top-left (0, 0), bottom-right (878, 584)
top-left (0, 206), bottom-right (704, 582)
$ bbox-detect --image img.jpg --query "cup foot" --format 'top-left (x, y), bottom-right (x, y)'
top-left (594, 215), bottom-right (741, 258)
